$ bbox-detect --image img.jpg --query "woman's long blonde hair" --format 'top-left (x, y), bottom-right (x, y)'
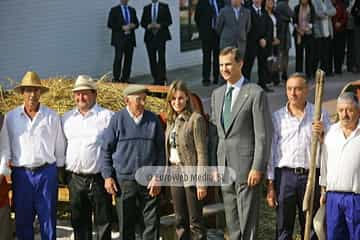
top-left (166, 80), bottom-right (192, 124)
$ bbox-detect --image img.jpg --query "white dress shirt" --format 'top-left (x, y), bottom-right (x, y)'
top-left (152, 2), bottom-right (159, 22)
top-left (62, 104), bottom-right (113, 174)
top-left (6, 105), bottom-right (66, 168)
top-left (267, 103), bottom-right (330, 180)
top-left (0, 119), bottom-right (11, 176)
top-left (320, 122), bottom-right (360, 194)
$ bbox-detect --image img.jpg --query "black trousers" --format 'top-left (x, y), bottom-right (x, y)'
top-left (295, 34), bottom-right (315, 78)
top-left (170, 186), bottom-right (206, 240)
top-left (274, 168), bottom-right (320, 240)
top-left (115, 180), bottom-right (159, 240)
top-left (201, 30), bottom-right (220, 83)
top-left (314, 37), bottom-right (332, 75)
top-left (145, 41), bottom-right (167, 85)
top-left (113, 40), bottom-right (134, 82)
top-left (68, 173), bottom-right (113, 240)
top-left (331, 31), bottom-right (346, 73)
top-left (346, 29), bottom-right (355, 71)
top-left (243, 45), bottom-right (268, 88)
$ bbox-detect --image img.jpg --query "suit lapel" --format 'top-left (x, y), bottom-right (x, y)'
top-left (226, 83), bottom-right (249, 134)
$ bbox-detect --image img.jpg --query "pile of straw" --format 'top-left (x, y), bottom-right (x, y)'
top-left (0, 77), bottom-right (166, 115)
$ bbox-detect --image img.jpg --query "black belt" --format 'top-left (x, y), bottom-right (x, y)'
top-left (71, 171), bottom-right (100, 178)
top-left (16, 162), bottom-right (49, 172)
top-left (282, 167), bottom-right (309, 175)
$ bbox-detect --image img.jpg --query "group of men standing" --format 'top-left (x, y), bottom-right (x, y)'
top-left (108, 0), bottom-right (172, 85)
top-left (0, 71), bottom-right (164, 240)
top-left (0, 47), bottom-right (360, 240)
top-left (195, 0), bottom-right (293, 92)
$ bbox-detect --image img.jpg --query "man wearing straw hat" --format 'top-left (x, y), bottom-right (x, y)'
top-left (101, 85), bottom-right (165, 240)
top-left (62, 75), bottom-right (113, 240)
top-left (5, 71), bottom-right (66, 240)
top-left (320, 92), bottom-right (360, 240)
top-left (266, 73), bottom-right (330, 240)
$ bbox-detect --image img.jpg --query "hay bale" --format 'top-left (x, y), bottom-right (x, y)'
top-left (0, 77), bottom-right (166, 115)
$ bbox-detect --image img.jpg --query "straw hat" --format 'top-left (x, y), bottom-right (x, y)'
top-left (123, 85), bottom-right (149, 96)
top-left (72, 75), bottom-right (97, 92)
top-left (14, 71), bottom-right (49, 94)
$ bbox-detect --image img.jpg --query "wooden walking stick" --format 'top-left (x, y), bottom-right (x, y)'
top-left (303, 69), bottom-right (325, 240)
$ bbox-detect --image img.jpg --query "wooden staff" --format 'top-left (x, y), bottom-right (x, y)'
top-left (303, 69), bottom-right (325, 240)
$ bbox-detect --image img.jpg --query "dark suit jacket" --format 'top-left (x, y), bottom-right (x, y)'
top-left (247, 6), bottom-right (272, 47)
top-left (194, 0), bottom-right (225, 40)
top-left (208, 80), bottom-right (272, 183)
top-left (108, 5), bottom-right (139, 47)
top-left (140, 2), bottom-right (172, 43)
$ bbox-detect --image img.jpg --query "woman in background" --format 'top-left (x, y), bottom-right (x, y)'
top-left (293, 0), bottom-right (316, 79)
top-left (165, 80), bottom-right (208, 240)
top-left (264, 0), bottom-right (281, 85)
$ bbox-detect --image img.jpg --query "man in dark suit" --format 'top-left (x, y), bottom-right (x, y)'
top-left (209, 47), bottom-right (272, 240)
top-left (195, 0), bottom-right (225, 86)
top-left (141, 0), bottom-right (172, 85)
top-left (242, 0), bottom-right (273, 92)
top-left (108, 0), bottom-right (139, 83)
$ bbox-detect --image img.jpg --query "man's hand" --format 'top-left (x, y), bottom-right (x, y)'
top-left (273, 38), bottom-right (280, 46)
top-left (312, 120), bottom-right (324, 142)
top-left (266, 181), bottom-right (278, 208)
top-left (147, 176), bottom-right (161, 197)
top-left (197, 187), bottom-right (207, 200)
top-left (320, 193), bottom-right (326, 206)
top-left (147, 23), bottom-right (155, 29)
top-left (129, 23), bottom-right (136, 29)
top-left (104, 177), bottom-right (118, 195)
top-left (247, 170), bottom-right (262, 187)
top-left (259, 38), bottom-right (267, 48)
top-left (122, 25), bottom-right (131, 32)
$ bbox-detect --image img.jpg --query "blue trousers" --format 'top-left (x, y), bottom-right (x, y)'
top-left (12, 163), bottom-right (58, 240)
top-left (326, 192), bottom-right (360, 240)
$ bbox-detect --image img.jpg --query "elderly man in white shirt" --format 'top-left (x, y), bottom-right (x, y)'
top-left (0, 113), bottom-right (12, 240)
top-left (62, 75), bottom-right (114, 240)
top-left (266, 73), bottom-right (330, 239)
top-left (320, 92), bottom-right (360, 240)
top-left (5, 71), bottom-right (66, 240)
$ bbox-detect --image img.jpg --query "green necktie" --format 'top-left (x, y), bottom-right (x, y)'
top-left (223, 86), bottom-right (234, 130)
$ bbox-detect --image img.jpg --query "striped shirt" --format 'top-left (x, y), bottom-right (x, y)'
top-left (267, 102), bottom-right (330, 180)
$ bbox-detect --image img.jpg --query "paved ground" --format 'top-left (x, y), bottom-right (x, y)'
top-left (30, 60), bottom-right (359, 239)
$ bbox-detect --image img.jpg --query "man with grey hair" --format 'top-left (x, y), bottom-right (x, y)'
top-left (101, 85), bottom-right (165, 240)
top-left (62, 75), bottom-right (114, 240)
top-left (320, 92), bottom-right (360, 240)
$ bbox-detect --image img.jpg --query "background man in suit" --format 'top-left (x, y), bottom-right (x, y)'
top-left (108, 0), bottom-right (139, 83)
top-left (242, 0), bottom-right (273, 92)
top-left (141, 0), bottom-right (172, 85)
top-left (195, 0), bottom-right (225, 86)
top-left (215, 0), bottom-right (251, 57)
top-left (209, 47), bottom-right (272, 240)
